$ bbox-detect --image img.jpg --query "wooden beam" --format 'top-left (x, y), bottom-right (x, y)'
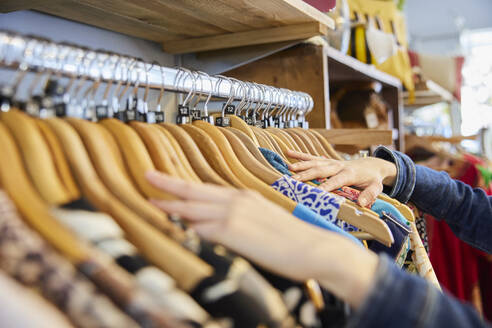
top-left (162, 22), bottom-right (327, 54)
top-left (314, 129), bottom-right (393, 146)
top-left (0, 0), bottom-right (37, 12)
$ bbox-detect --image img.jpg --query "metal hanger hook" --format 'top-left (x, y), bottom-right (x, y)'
top-left (229, 77), bottom-right (246, 116)
top-left (177, 67), bottom-right (196, 107)
top-left (215, 74), bottom-right (235, 117)
top-left (197, 71), bottom-right (213, 116)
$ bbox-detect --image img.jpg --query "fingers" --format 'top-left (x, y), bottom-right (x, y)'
top-left (150, 199), bottom-right (227, 223)
top-left (358, 183), bottom-right (383, 208)
top-left (318, 171), bottom-right (353, 192)
top-left (146, 170), bottom-right (232, 202)
top-left (290, 161), bottom-right (343, 182)
top-left (288, 159), bottom-right (336, 172)
top-left (286, 150), bottom-right (323, 161)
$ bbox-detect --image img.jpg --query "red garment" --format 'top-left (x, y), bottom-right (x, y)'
top-left (428, 161), bottom-right (492, 319)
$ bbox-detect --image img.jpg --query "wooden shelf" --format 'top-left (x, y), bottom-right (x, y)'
top-left (326, 46), bottom-right (401, 88)
top-left (404, 80), bottom-right (454, 107)
top-left (325, 46), bottom-right (404, 150)
top-left (223, 42), bottom-right (405, 150)
top-left (314, 129), bottom-right (393, 147)
top-left (1, 0), bottom-right (334, 54)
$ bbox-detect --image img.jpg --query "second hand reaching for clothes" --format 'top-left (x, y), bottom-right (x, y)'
top-left (260, 147), bottom-right (410, 227)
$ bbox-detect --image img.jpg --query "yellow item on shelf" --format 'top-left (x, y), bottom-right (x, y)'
top-left (346, 0), bottom-right (415, 100)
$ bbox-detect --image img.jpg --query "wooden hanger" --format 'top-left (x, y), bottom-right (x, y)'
top-left (251, 127), bottom-right (277, 150)
top-left (99, 118), bottom-right (175, 200)
top-left (210, 112), bottom-right (260, 147)
top-left (47, 117), bottom-right (213, 292)
top-left (227, 114), bottom-right (260, 147)
top-left (310, 129), bottom-right (343, 160)
top-left (203, 121), bottom-right (393, 244)
top-left (287, 129), bottom-right (320, 156)
top-left (66, 118), bottom-right (184, 241)
top-left (129, 122), bottom-right (182, 178)
top-left (227, 127), bottom-right (279, 173)
top-left (338, 202), bottom-right (394, 246)
top-left (0, 110), bottom-right (73, 205)
top-left (35, 119), bottom-right (81, 199)
top-left (303, 129), bottom-right (333, 158)
top-left (0, 122), bottom-right (89, 263)
top-left (283, 129), bottom-right (311, 154)
top-left (377, 194), bottom-right (415, 223)
top-left (193, 120), bottom-right (296, 209)
top-left (266, 128), bottom-right (301, 152)
top-left (179, 123), bottom-right (247, 188)
top-left (220, 127), bottom-right (281, 184)
top-left (156, 126), bottom-right (202, 182)
top-left (158, 123), bottom-right (229, 187)
top-left (252, 127), bottom-right (292, 163)
top-left (268, 133), bottom-right (298, 164)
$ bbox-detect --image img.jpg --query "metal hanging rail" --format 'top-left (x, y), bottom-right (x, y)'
top-left (0, 31), bottom-right (314, 113)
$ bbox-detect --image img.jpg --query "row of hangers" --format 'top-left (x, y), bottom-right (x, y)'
top-left (0, 33), bottom-right (413, 297)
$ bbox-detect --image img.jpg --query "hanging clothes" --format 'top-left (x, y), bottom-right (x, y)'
top-left (0, 190), bottom-right (139, 328)
top-left (51, 198), bottom-right (214, 326)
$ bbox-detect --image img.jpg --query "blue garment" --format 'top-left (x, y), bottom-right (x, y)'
top-left (371, 199), bottom-right (410, 227)
top-left (348, 146), bottom-right (492, 328)
top-left (259, 148), bottom-right (291, 176)
top-left (292, 204), bottom-right (362, 245)
top-left (271, 175), bottom-right (359, 232)
top-left (367, 212), bottom-right (411, 267)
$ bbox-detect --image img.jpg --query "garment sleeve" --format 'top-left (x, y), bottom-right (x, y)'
top-left (347, 255), bottom-right (490, 328)
top-left (374, 146), bottom-right (492, 254)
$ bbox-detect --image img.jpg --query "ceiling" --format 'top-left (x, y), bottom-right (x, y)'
top-left (405, 0), bottom-right (492, 54)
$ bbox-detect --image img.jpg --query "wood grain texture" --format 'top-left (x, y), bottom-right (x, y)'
top-left (225, 43), bottom-right (329, 128)
top-left (1, 0), bottom-right (334, 53)
top-left (162, 22), bottom-right (327, 54)
top-left (314, 128), bottom-right (393, 147)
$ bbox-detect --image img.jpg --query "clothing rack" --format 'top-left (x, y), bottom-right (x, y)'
top-left (0, 31), bottom-right (313, 113)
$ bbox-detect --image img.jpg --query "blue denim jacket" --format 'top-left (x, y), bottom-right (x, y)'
top-left (347, 146), bottom-right (492, 328)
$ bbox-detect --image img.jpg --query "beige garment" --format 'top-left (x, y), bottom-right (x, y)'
top-left (409, 221), bottom-right (441, 290)
top-left (0, 271), bottom-right (74, 328)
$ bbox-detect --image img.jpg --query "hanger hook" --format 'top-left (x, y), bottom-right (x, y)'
top-left (260, 85), bottom-right (275, 120)
top-left (155, 62), bottom-right (165, 113)
top-left (215, 74), bottom-right (235, 117)
top-left (274, 88), bottom-right (287, 120)
top-left (197, 71), bottom-right (213, 117)
top-left (238, 82), bottom-right (251, 117)
top-left (118, 56), bottom-right (137, 102)
top-left (177, 67), bottom-right (196, 107)
top-left (251, 83), bottom-right (266, 119)
top-left (143, 61), bottom-right (155, 107)
top-left (230, 78), bottom-right (246, 116)
top-left (99, 53), bottom-right (119, 107)
top-left (189, 71), bottom-right (204, 111)
top-left (244, 82), bottom-right (257, 118)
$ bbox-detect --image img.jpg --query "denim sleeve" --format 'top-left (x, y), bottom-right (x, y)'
top-left (374, 146), bottom-right (492, 254)
top-left (373, 146), bottom-right (416, 203)
top-left (347, 255), bottom-right (490, 328)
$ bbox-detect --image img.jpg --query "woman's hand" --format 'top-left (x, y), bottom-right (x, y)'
top-left (145, 171), bottom-right (379, 309)
top-left (286, 150), bottom-right (397, 207)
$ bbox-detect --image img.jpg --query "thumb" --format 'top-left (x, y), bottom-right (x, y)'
top-left (358, 183), bottom-right (383, 208)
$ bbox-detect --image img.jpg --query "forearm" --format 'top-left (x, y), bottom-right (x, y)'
top-left (216, 208), bottom-right (379, 308)
top-left (374, 146), bottom-right (492, 254)
top-left (347, 255), bottom-right (489, 328)
top-left (411, 165), bottom-right (492, 253)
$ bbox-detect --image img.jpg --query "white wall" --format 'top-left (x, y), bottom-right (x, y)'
top-left (405, 0), bottom-right (492, 55)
